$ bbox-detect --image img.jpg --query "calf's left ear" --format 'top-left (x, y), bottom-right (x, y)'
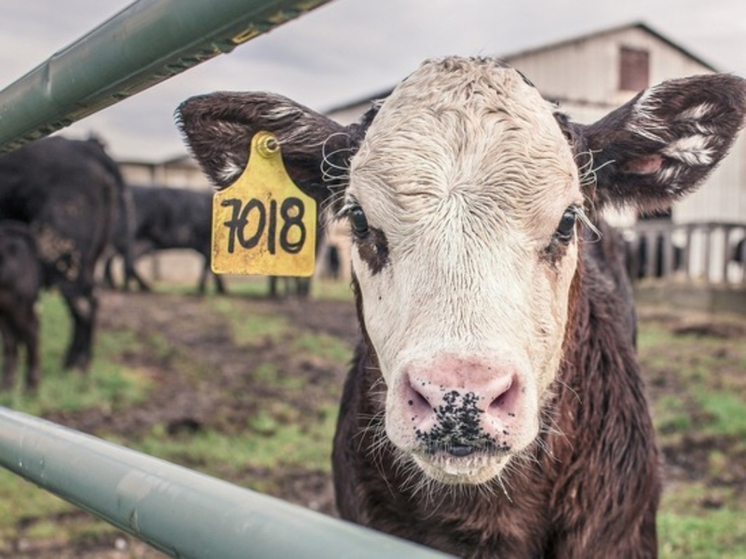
top-left (175, 92), bottom-right (354, 201)
top-left (577, 74), bottom-right (746, 211)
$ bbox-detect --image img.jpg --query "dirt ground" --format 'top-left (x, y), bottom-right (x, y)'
top-left (5, 287), bottom-right (746, 557)
top-left (637, 306), bottom-right (746, 502)
top-left (8, 288), bottom-right (359, 558)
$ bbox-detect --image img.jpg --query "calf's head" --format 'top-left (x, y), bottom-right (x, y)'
top-left (177, 57), bottom-right (745, 484)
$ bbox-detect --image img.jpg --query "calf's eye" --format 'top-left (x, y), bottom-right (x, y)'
top-left (554, 208), bottom-right (577, 242)
top-left (349, 206), bottom-right (370, 238)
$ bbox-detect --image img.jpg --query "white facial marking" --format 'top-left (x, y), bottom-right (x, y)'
top-left (346, 58), bottom-right (582, 485)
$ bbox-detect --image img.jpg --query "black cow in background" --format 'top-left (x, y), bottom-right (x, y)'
top-left (0, 221), bottom-right (41, 390)
top-left (0, 136), bottom-right (123, 370)
top-left (104, 184), bottom-right (225, 295)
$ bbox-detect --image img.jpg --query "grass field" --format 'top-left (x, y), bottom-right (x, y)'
top-left (0, 280), bottom-right (744, 557)
top-left (638, 313), bottom-right (746, 558)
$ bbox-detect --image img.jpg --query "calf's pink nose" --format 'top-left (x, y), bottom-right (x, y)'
top-left (402, 364), bottom-right (522, 450)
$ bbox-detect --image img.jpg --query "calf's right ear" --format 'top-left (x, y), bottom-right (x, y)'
top-left (578, 74), bottom-right (746, 212)
top-left (175, 92), bottom-right (353, 200)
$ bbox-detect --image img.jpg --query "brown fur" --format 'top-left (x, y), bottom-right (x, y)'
top-left (333, 224), bottom-right (660, 558)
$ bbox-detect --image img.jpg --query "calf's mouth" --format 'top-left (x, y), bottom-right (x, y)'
top-left (411, 445), bottom-right (514, 485)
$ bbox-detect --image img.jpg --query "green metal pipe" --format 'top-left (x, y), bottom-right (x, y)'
top-left (0, 406), bottom-right (450, 558)
top-left (0, 0), bottom-right (331, 154)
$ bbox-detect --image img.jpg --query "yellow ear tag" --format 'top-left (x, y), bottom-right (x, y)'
top-left (211, 132), bottom-right (317, 276)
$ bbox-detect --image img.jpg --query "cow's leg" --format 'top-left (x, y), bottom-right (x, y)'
top-left (1, 320), bottom-right (19, 390)
top-left (129, 267), bottom-right (151, 292)
top-left (298, 278), bottom-right (311, 299)
top-left (20, 308), bottom-right (40, 391)
top-left (213, 270), bottom-right (226, 295)
top-left (214, 274), bottom-right (226, 295)
top-left (60, 282), bottom-right (97, 371)
top-left (121, 257), bottom-right (132, 292)
top-left (268, 276), bottom-right (278, 298)
top-left (129, 243), bottom-right (152, 292)
top-left (102, 254), bottom-right (118, 290)
top-left (197, 259), bottom-right (209, 295)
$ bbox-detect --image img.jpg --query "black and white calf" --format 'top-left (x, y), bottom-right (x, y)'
top-left (177, 58), bottom-right (745, 557)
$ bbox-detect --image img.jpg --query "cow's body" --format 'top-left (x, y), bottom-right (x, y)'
top-left (0, 136), bottom-right (122, 370)
top-left (177, 57), bottom-right (745, 557)
top-left (334, 222), bottom-right (657, 557)
top-left (104, 184), bottom-right (225, 294)
top-left (0, 221), bottom-right (41, 391)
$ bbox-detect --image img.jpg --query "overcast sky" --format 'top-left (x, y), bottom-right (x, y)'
top-left (2, 0), bottom-right (745, 161)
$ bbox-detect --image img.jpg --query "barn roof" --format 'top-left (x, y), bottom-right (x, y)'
top-left (325, 21), bottom-right (718, 114)
top-left (501, 21), bottom-right (718, 72)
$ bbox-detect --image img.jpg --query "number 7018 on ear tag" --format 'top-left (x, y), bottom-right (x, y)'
top-left (211, 132), bottom-right (317, 277)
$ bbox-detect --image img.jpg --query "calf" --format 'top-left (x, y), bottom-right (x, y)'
top-left (177, 58), bottom-right (745, 557)
top-left (104, 184), bottom-right (225, 295)
top-left (0, 136), bottom-right (122, 370)
top-left (0, 221), bottom-right (41, 391)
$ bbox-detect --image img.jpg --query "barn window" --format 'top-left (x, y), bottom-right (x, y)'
top-left (619, 47), bottom-right (649, 91)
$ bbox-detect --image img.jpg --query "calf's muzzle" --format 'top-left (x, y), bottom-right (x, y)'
top-left (400, 356), bottom-right (526, 455)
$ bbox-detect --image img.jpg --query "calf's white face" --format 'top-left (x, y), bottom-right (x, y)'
top-left (177, 56), bottom-right (745, 487)
top-left (344, 60), bottom-right (582, 483)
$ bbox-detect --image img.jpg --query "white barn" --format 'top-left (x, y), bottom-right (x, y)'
top-left (325, 22), bottom-right (746, 299)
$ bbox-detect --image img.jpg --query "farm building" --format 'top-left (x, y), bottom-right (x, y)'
top-left (119, 154), bottom-right (210, 190)
top-left (324, 22), bottom-right (746, 308)
top-left (112, 22), bottom-right (746, 304)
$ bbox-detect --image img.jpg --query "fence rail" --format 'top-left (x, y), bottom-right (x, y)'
top-left (0, 0), bottom-right (331, 154)
top-left (625, 220), bottom-right (746, 286)
top-left (0, 406), bottom-right (448, 558)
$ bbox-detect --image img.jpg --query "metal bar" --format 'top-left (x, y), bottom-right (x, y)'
top-left (0, 0), bottom-right (332, 153)
top-left (703, 226), bottom-right (712, 283)
top-left (722, 225), bottom-right (731, 285)
top-left (0, 406), bottom-right (449, 559)
top-left (740, 227), bottom-right (746, 286)
top-left (662, 228), bottom-right (674, 278)
top-left (682, 225), bottom-right (692, 281)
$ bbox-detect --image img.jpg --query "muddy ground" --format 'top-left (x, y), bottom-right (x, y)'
top-left (4, 287), bottom-right (746, 557)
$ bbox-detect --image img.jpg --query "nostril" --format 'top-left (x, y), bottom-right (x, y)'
top-left (408, 386), bottom-right (430, 410)
top-left (406, 378), bottom-right (434, 420)
top-left (490, 391), bottom-right (509, 410)
top-left (488, 376), bottom-right (515, 410)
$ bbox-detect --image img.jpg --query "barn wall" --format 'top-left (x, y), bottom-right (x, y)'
top-left (320, 25), bottom-right (746, 283)
top-left (507, 27), bottom-right (744, 227)
top-left (507, 26), bottom-right (713, 108)
top-left (120, 160), bottom-right (211, 190)
top-left (673, 131), bottom-right (746, 224)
